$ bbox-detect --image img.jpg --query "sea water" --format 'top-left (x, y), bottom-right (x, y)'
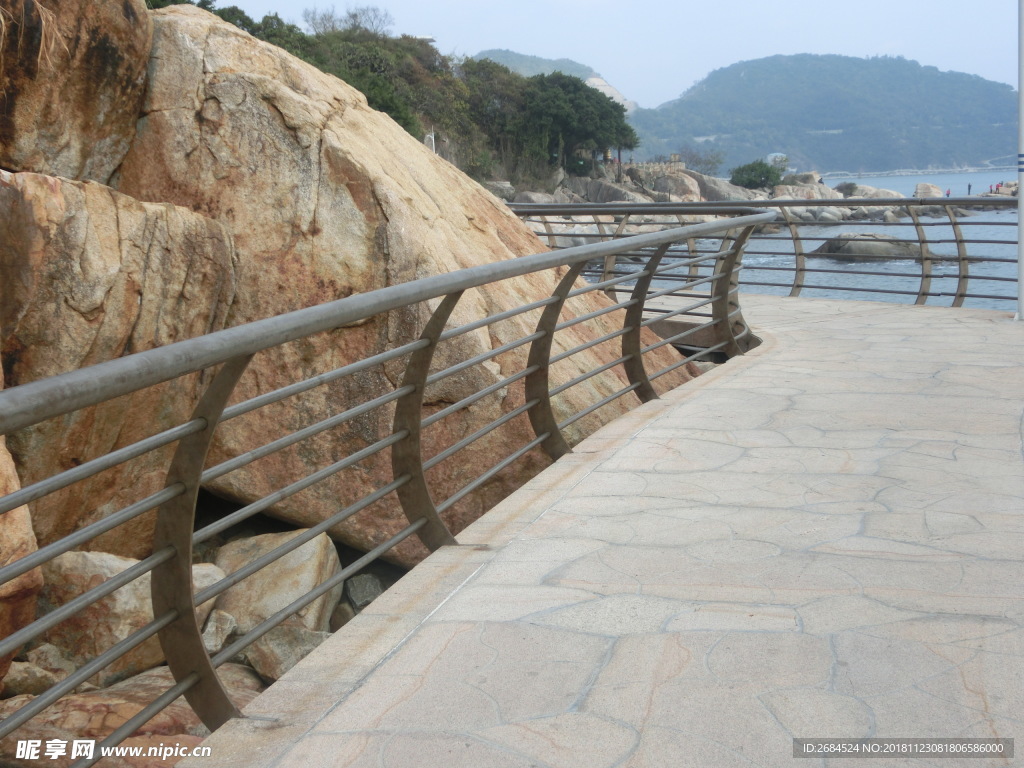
top-left (740, 169), bottom-right (1020, 310)
top-left (823, 168), bottom-right (1016, 198)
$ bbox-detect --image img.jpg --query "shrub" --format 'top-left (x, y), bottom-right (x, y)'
top-left (729, 159), bottom-right (782, 189)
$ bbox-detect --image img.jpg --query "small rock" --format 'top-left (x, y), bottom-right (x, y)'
top-left (245, 622), bottom-right (331, 683)
top-left (24, 644), bottom-right (76, 680)
top-left (201, 609), bottom-right (237, 655)
top-left (345, 573), bottom-right (384, 610)
top-left (40, 552), bottom-right (225, 686)
top-left (329, 601), bottom-right (357, 632)
top-left (0, 662), bottom-right (61, 698)
top-left (214, 530), bottom-right (343, 635)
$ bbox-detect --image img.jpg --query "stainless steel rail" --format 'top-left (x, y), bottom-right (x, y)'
top-left (511, 198), bottom-right (1018, 309)
top-left (0, 209), bottom-right (773, 764)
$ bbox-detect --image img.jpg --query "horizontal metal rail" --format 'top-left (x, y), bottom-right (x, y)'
top-left (511, 197), bottom-right (1018, 309)
top-left (0, 207), bottom-right (772, 754)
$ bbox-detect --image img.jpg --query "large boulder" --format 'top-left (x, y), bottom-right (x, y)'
top-left (112, 7), bottom-right (694, 565)
top-left (678, 169), bottom-right (765, 201)
top-left (0, 0), bottom-right (152, 183)
top-left (214, 530), bottom-right (343, 634)
top-left (651, 170), bottom-right (701, 202)
top-left (915, 182), bottom-right (944, 198)
top-left (39, 552), bottom-right (225, 686)
top-left (564, 176), bottom-right (653, 203)
top-left (772, 183), bottom-right (844, 201)
top-left (0, 426), bottom-right (42, 694)
top-left (834, 182), bottom-right (902, 199)
top-left (811, 232), bottom-right (929, 261)
top-left (0, 664), bottom-right (262, 767)
top-left (0, 171), bottom-right (237, 557)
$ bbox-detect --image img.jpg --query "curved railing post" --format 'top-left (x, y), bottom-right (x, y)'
top-left (622, 243), bottom-right (672, 403)
top-left (151, 353), bottom-right (253, 731)
top-left (711, 225), bottom-right (757, 357)
top-left (906, 206), bottom-right (933, 305)
top-left (943, 204), bottom-right (970, 307)
top-left (779, 206), bottom-right (806, 297)
top-left (525, 262), bottom-right (589, 460)
top-left (601, 213), bottom-right (635, 291)
top-left (539, 216), bottom-right (558, 249)
top-left (391, 293), bottom-right (462, 551)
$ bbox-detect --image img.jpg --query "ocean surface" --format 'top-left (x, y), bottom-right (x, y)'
top-left (823, 168), bottom-right (1017, 198)
top-left (741, 170), bottom-right (1020, 310)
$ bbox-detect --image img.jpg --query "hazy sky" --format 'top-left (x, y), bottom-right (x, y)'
top-left (211, 0), bottom-right (1018, 108)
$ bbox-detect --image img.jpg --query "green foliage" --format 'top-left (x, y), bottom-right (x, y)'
top-left (729, 159), bottom-right (782, 189)
top-left (629, 54), bottom-right (1017, 172)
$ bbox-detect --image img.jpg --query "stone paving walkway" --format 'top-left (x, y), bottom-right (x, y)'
top-left (187, 296), bottom-right (1024, 768)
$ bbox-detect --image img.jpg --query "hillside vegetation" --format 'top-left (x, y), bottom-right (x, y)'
top-left (630, 54), bottom-right (1017, 172)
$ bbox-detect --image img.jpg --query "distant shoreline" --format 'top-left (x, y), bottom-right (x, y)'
top-left (822, 165), bottom-right (1015, 179)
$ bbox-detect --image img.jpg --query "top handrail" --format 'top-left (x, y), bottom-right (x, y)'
top-left (0, 210), bottom-right (775, 436)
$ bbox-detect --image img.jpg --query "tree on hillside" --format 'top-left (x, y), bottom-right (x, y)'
top-left (522, 72), bottom-right (637, 173)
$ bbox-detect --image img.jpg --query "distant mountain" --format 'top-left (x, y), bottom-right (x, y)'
top-left (472, 50), bottom-right (637, 113)
top-left (473, 49), bottom-right (597, 79)
top-left (629, 54), bottom-right (1017, 173)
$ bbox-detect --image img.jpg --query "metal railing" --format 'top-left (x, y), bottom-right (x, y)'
top-left (0, 209), bottom-right (773, 764)
top-left (511, 198), bottom-right (1018, 309)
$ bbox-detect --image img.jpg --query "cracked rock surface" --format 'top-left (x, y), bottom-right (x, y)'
top-left (111, 6), bottom-right (692, 565)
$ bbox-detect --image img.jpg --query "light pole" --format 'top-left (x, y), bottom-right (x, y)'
top-left (1018, 0), bottom-right (1023, 319)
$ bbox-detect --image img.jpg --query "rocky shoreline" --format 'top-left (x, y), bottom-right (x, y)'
top-left (491, 164), bottom-right (1018, 224)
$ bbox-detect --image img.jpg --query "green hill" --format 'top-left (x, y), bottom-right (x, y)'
top-left (629, 54), bottom-right (1017, 173)
top-left (473, 49), bottom-right (597, 80)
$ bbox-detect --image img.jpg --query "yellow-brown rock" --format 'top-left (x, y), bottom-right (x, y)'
top-left (0, 0), bottom-right (152, 183)
top-left (0, 405), bottom-right (42, 694)
top-left (113, 7), bottom-right (694, 565)
top-left (0, 170), bottom-right (237, 557)
top-left (39, 552), bottom-right (225, 687)
top-left (0, 664), bottom-right (261, 767)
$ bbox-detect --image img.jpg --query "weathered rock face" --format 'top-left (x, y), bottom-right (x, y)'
top-left (915, 182), bottom-right (944, 198)
top-left (772, 183), bottom-right (844, 201)
top-left (0, 0), bottom-right (152, 183)
top-left (112, 7), bottom-right (694, 565)
top-left (835, 183), bottom-right (902, 199)
top-left (812, 232), bottom-right (929, 260)
top-left (679, 169), bottom-right (765, 202)
top-left (0, 425), bottom-right (41, 694)
top-left (214, 530), bottom-right (342, 634)
top-left (564, 176), bottom-right (652, 203)
top-left (0, 664), bottom-right (262, 767)
top-left (651, 171), bottom-right (701, 202)
top-left (214, 530), bottom-right (344, 681)
top-left (0, 170), bottom-right (237, 557)
top-left (39, 552), bottom-right (225, 686)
